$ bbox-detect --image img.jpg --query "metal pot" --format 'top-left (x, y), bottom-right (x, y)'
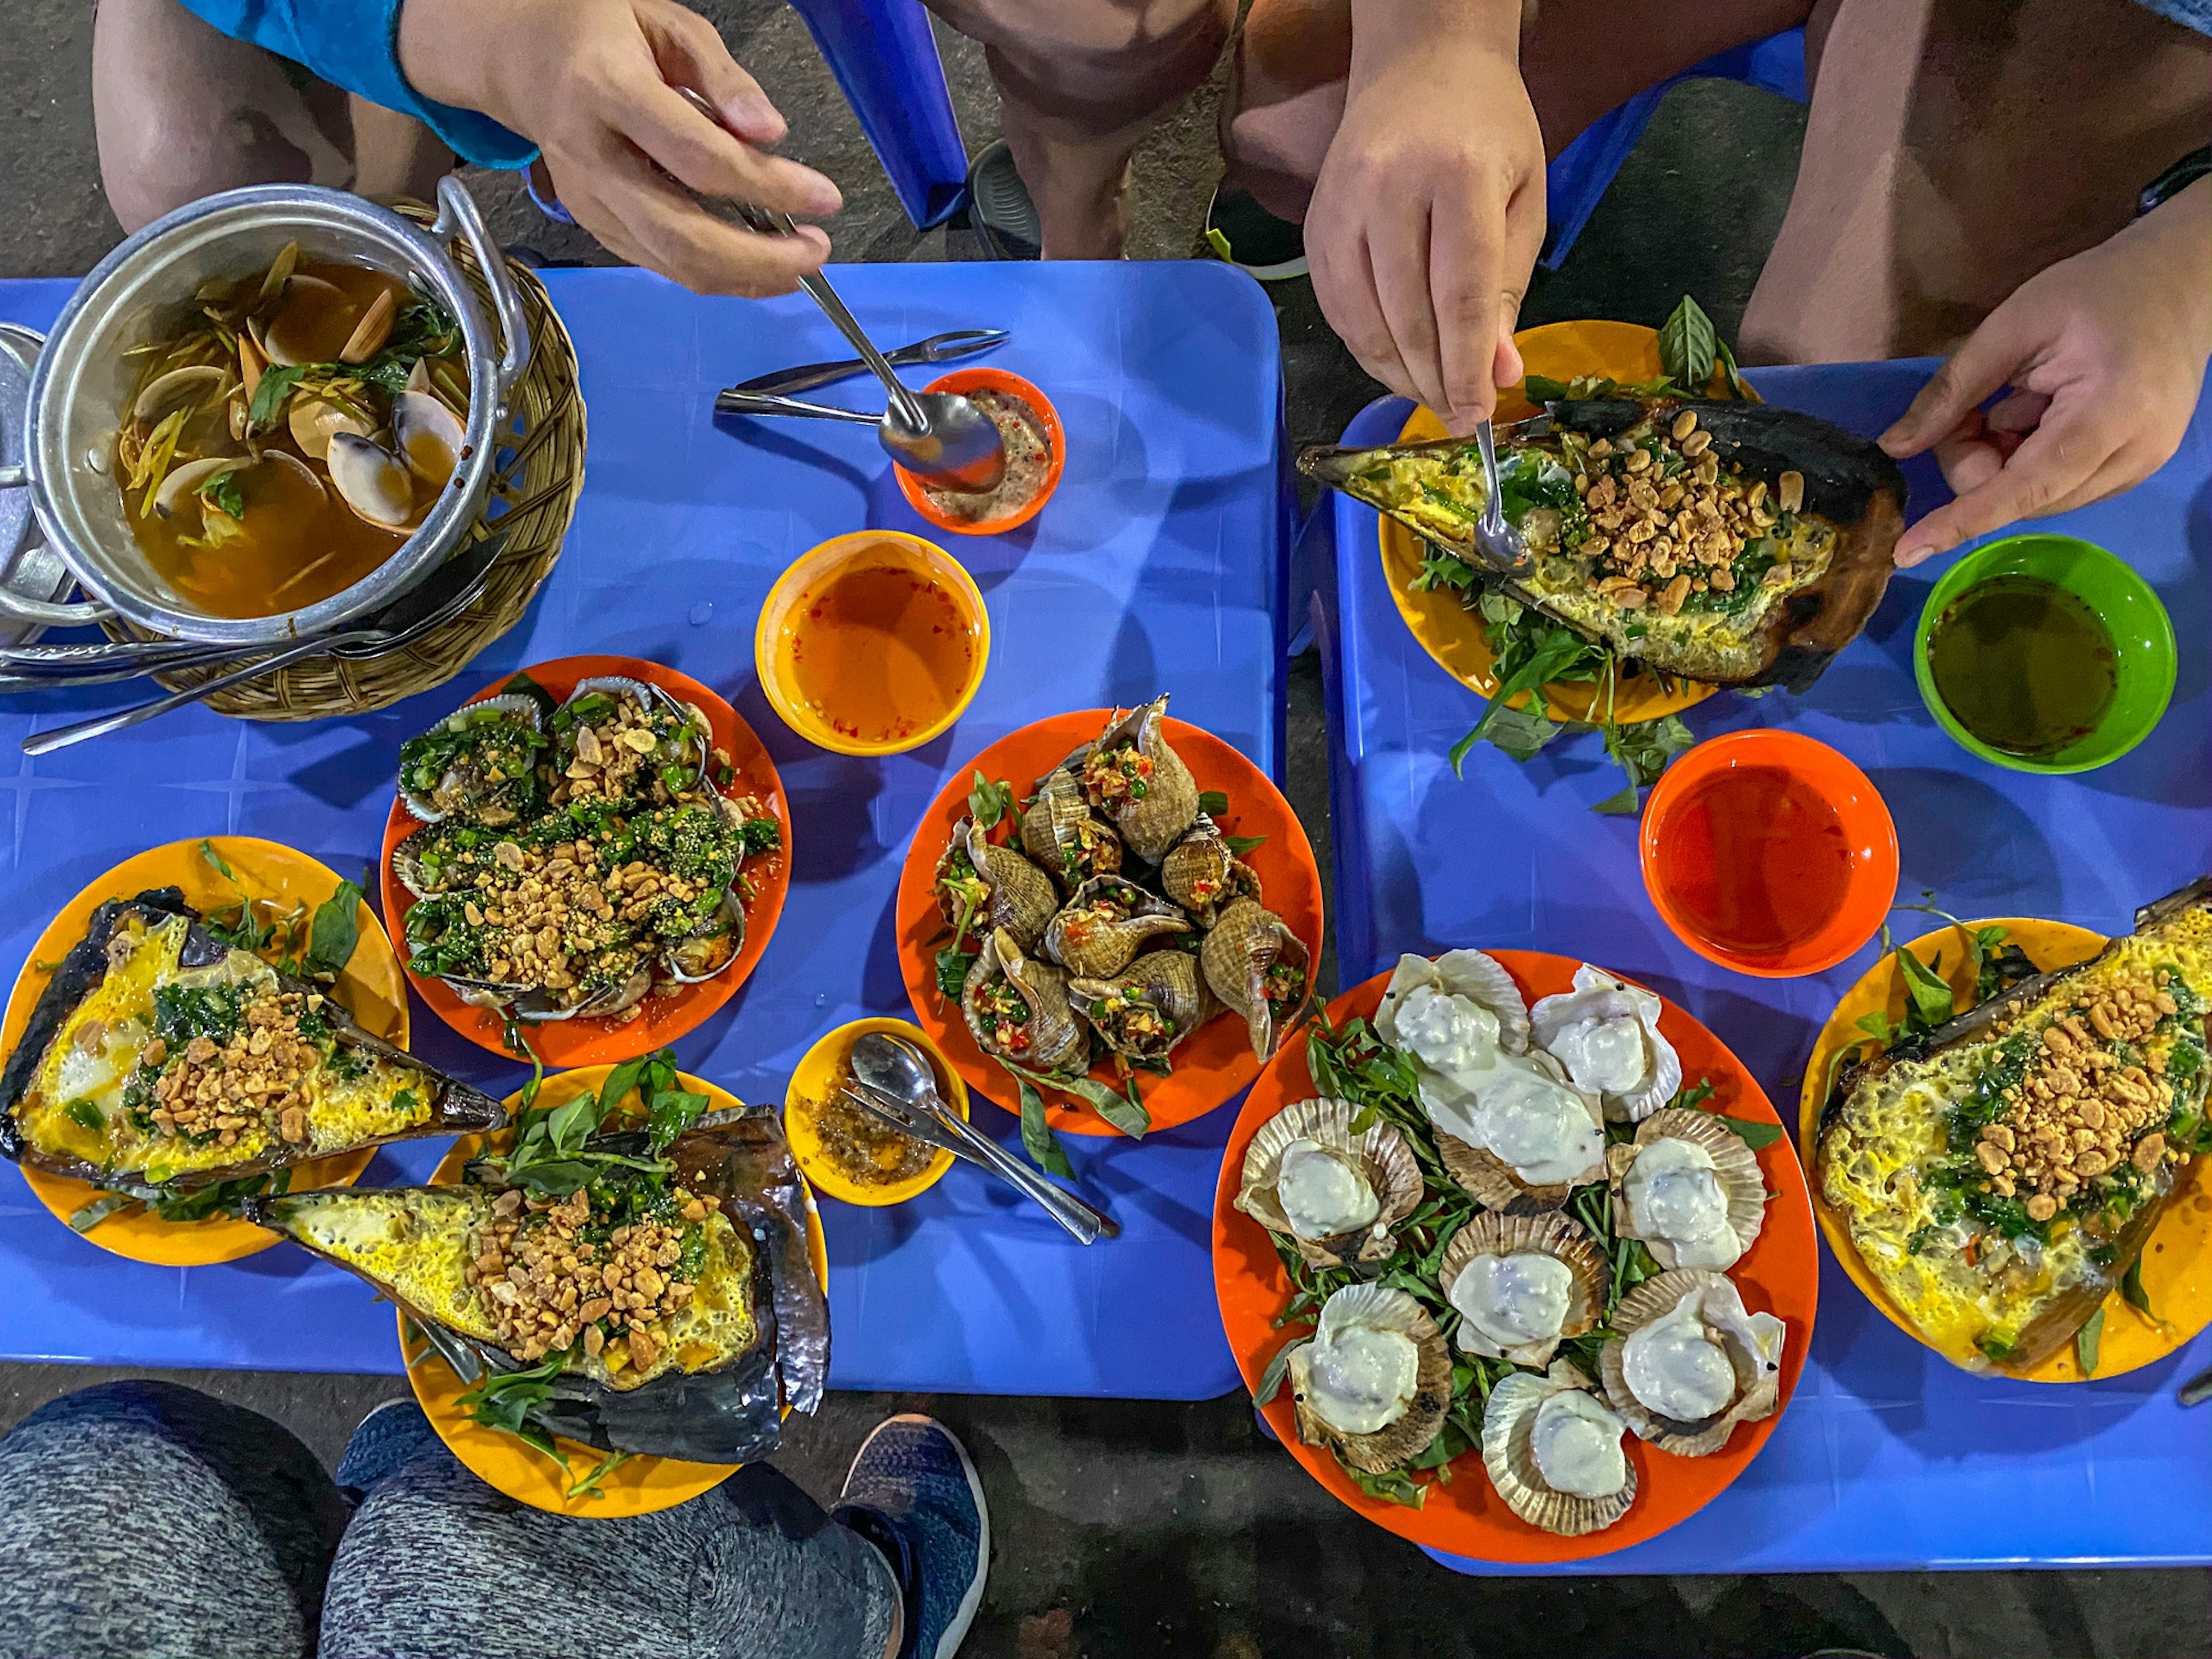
top-left (0, 176), bottom-right (528, 645)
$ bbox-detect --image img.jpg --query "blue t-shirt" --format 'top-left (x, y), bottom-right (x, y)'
top-left (177, 0), bottom-right (536, 169)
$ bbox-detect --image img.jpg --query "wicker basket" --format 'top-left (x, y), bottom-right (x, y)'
top-left (104, 202), bottom-right (586, 719)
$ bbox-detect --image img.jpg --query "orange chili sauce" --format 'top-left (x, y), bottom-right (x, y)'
top-left (782, 560), bottom-right (979, 745)
top-left (1657, 765), bottom-right (1853, 959)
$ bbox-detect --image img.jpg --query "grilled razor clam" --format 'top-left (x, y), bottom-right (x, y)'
top-left (1299, 397), bottom-right (1907, 693)
top-left (1607, 1107), bottom-right (1768, 1272)
top-left (935, 817), bottom-right (1059, 953)
top-left (1041, 876), bottom-right (1192, 980)
top-left (1080, 695), bottom-right (1200, 861)
top-left (1284, 1283), bottom-right (1452, 1474)
top-left (1599, 1269), bottom-right (1785, 1457)
top-left (1530, 963), bottom-right (1681, 1123)
top-left (1234, 1096), bottom-right (1424, 1268)
top-left (1818, 876), bottom-right (2212, 1374)
top-left (1480, 1360), bottom-right (1636, 1537)
top-left (1435, 1210), bottom-right (1607, 1368)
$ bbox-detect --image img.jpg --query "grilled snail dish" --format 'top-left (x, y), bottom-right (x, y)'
top-left (1300, 397), bottom-right (1907, 692)
top-left (0, 889), bottom-right (501, 1191)
top-left (1818, 878), bottom-right (2212, 1373)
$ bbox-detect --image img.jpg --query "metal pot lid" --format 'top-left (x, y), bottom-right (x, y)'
top-left (0, 326), bottom-right (74, 650)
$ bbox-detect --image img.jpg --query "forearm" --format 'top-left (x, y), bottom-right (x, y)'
top-left (2116, 173), bottom-right (2212, 346)
top-left (170, 0), bottom-right (536, 168)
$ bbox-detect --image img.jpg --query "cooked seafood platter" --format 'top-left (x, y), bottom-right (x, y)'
top-left (381, 657), bottom-right (789, 1063)
top-left (252, 1054), bottom-right (829, 1498)
top-left (1815, 880), bottom-right (2212, 1378)
top-left (1213, 949), bottom-right (1817, 1559)
top-left (896, 696), bottom-right (1325, 1160)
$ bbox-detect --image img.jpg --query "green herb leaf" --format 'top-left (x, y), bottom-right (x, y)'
top-left (968, 772), bottom-right (1018, 830)
top-left (997, 1058), bottom-right (1074, 1178)
top-left (1522, 374), bottom-right (1574, 405)
top-left (1196, 790), bottom-right (1232, 818)
top-left (1222, 834), bottom-right (1268, 856)
top-left (2075, 1306), bottom-right (2104, 1377)
top-left (195, 468), bottom-right (246, 521)
top-left (647, 1086), bottom-right (710, 1155)
top-left (65, 1098), bottom-right (104, 1132)
top-left (1657, 296), bottom-right (1719, 393)
top-left (1896, 947), bottom-right (1958, 1032)
top-left (301, 879), bottom-right (365, 980)
top-left (997, 1055), bottom-right (1151, 1139)
top-left (1713, 1115), bottom-right (1786, 1150)
top-left (934, 945), bottom-right (976, 1000)
top-left (2120, 1255), bottom-right (2153, 1319)
top-left (1592, 779), bottom-right (1642, 816)
top-left (247, 363), bottom-right (308, 431)
top-left (1713, 338), bottom-right (1753, 400)
top-left (69, 1192), bottom-right (139, 1232)
top-left (566, 1449), bottom-right (633, 1500)
top-left (1255, 1336), bottom-right (1302, 1406)
top-left (1343, 1461), bottom-right (1427, 1509)
top-left (199, 839), bottom-right (239, 884)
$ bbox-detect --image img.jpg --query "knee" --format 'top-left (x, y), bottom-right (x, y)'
top-left (97, 105), bottom-right (313, 234)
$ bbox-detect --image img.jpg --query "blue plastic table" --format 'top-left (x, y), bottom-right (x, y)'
top-left (1315, 366), bottom-right (2212, 1571)
top-left (0, 262), bottom-right (1282, 1400)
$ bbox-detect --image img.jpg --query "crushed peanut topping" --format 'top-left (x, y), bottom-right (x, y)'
top-left (139, 990), bottom-right (327, 1149)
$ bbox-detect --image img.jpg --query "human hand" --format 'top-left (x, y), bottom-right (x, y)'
top-left (1878, 177), bottom-right (2212, 567)
top-left (1305, 3), bottom-right (1544, 435)
top-left (399, 0), bottom-right (841, 296)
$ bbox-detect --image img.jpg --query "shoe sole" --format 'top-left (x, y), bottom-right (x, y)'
top-left (846, 1414), bottom-right (990, 1659)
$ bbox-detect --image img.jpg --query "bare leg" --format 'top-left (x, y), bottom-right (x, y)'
top-left (1740, 0), bottom-right (2212, 362)
top-left (925, 0), bottom-right (1234, 257)
top-left (1222, 0), bottom-right (1810, 223)
top-left (93, 0), bottom-right (450, 234)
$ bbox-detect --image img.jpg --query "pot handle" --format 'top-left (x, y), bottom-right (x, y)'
top-left (0, 327), bottom-right (113, 628)
top-left (431, 175), bottom-right (531, 403)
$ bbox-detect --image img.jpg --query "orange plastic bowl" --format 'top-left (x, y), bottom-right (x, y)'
top-left (1640, 729), bottom-right (1898, 978)
top-left (895, 368), bottom-right (1065, 536)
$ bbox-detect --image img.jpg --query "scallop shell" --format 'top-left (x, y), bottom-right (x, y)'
top-left (1068, 950), bottom-right (1210, 1060)
top-left (1234, 1096), bottom-right (1425, 1268)
top-left (1375, 949), bottom-right (1532, 1055)
top-left (1199, 899), bottom-right (1312, 1062)
top-left (1428, 1047), bottom-right (1605, 1211)
top-left (1605, 1107), bottom-right (1768, 1271)
top-left (1597, 1268), bottom-right (1786, 1457)
top-left (1041, 877), bottom-right (1192, 979)
top-left (1286, 1283), bottom-right (1452, 1474)
top-left (518, 964), bottom-right (655, 1024)
top-left (1530, 963), bottom-right (1683, 1122)
top-left (554, 676), bottom-right (710, 800)
top-left (1085, 695), bottom-right (1200, 861)
top-left (1480, 1360), bottom-right (1638, 1537)
top-left (960, 927), bottom-right (1088, 1072)
top-left (397, 693), bottom-right (544, 825)
top-left (1160, 813), bottom-right (1263, 926)
top-left (936, 819), bottom-right (1059, 952)
top-left (1436, 1210), bottom-right (1607, 1366)
top-left (661, 888), bottom-right (745, 984)
top-left (390, 824), bottom-right (453, 900)
top-left (1018, 767), bottom-right (1124, 893)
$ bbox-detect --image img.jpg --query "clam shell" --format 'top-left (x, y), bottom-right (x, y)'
top-left (398, 694), bottom-right (545, 824)
top-left (287, 394), bottom-right (374, 462)
top-left (1286, 1283), bottom-right (1452, 1474)
top-left (1160, 813), bottom-right (1263, 926)
top-left (134, 364), bottom-right (226, 429)
top-left (1376, 949), bottom-right (1532, 1055)
top-left (1605, 1107), bottom-right (1767, 1271)
top-left (1019, 767), bottom-right (1124, 893)
top-left (390, 824), bottom-right (454, 900)
top-left (960, 927), bottom-right (1088, 1072)
top-left (1085, 696), bottom-right (1200, 860)
top-left (1530, 963), bottom-right (1683, 1122)
top-left (1041, 876), bottom-right (1192, 979)
top-left (518, 963), bottom-right (654, 1024)
top-left (1480, 1360), bottom-right (1637, 1537)
top-left (327, 431), bottom-right (416, 528)
top-left (1068, 949), bottom-right (1210, 1060)
top-left (394, 388), bottom-right (463, 488)
top-left (554, 676), bottom-right (710, 800)
top-left (150, 456), bottom-right (242, 519)
top-left (937, 819), bottom-right (1059, 952)
top-left (1199, 898), bottom-right (1312, 1061)
top-left (1234, 1096), bottom-right (1423, 1268)
top-left (662, 888), bottom-right (745, 984)
top-left (1598, 1268), bottom-right (1786, 1457)
top-left (1437, 1209), bottom-right (1607, 1366)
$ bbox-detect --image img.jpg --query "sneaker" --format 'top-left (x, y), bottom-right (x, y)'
top-left (966, 140), bottom-right (1041, 262)
top-left (1203, 186), bottom-right (1308, 281)
top-left (832, 1415), bottom-right (990, 1659)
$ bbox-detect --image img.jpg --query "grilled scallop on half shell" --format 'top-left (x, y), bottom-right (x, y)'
top-left (1235, 1096), bottom-right (1425, 1269)
top-left (1285, 1283), bottom-right (1452, 1474)
top-left (1599, 1268), bottom-right (1786, 1457)
top-left (1436, 1209), bottom-right (1607, 1368)
top-left (1529, 963), bottom-right (1683, 1123)
top-left (1480, 1359), bottom-right (1637, 1537)
top-left (1605, 1107), bottom-right (1769, 1272)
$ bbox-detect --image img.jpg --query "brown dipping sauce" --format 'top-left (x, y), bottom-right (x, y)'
top-left (921, 389), bottom-right (1053, 524)
top-left (793, 1054), bottom-right (935, 1188)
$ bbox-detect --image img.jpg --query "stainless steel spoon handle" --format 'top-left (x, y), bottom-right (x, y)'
top-left (1, 637), bottom-right (282, 677)
top-left (713, 388), bottom-right (882, 424)
top-left (22, 633), bottom-right (343, 755)
top-left (933, 1106), bottom-right (1120, 1244)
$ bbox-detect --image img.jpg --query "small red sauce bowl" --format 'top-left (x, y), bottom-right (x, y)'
top-left (895, 368), bottom-right (1065, 537)
top-left (1640, 729), bottom-right (1899, 978)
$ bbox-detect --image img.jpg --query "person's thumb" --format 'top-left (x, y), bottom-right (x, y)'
top-left (1879, 313), bottom-right (2024, 459)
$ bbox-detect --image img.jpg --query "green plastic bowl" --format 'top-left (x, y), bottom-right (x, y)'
top-left (1913, 533), bottom-right (2176, 774)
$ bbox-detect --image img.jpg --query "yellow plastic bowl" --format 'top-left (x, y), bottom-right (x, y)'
top-left (754, 531), bottom-right (990, 756)
top-left (784, 1017), bottom-right (970, 1206)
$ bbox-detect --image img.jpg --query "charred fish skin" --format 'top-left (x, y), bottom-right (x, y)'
top-left (1817, 875), bottom-right (2212, 1373)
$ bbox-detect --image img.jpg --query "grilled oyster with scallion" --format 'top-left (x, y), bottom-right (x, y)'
top-left (1818, 877), bottom-right (2212, 1374)
top-left (0, 889), bottom-right (503, 1192)
top-left (1299, 397), bottom-right (1907, 692)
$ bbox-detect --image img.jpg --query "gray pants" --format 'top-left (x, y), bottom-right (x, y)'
top-left (0, 1380), bottom-right (900, 1659)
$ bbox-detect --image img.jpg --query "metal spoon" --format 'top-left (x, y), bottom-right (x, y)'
top-left (1473, 419), bottom-right (1532, 571)
top-left (22, 528), bottom-right (508, 754)
top-left (849, 1032), bottom-right (1119, 1244)
top-left (669, 84), bottom-right (1006, 491)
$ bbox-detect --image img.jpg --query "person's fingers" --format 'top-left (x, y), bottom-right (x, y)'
top-left (613, 66), bottom-right (840, 217)
top-left (1878, 311), bottom-right (2029, 459)
top-left (1491, 163), bottom-right (1545, 398)
top-left (635, 0), bottom-right (786, 145)
top-left (1310, 224), bottom-right (1419, 404)
top-left (1429, 180), bottom-right (1506, 435)
top-left (562, 143), bottom-right (830, 295)
top-left (1892, 406), bottom-right (2113, 566)
top-left (1931, 431), bottom-right (2005, 498)
top-left (1370, 199), bottom-right (1455, 424)
top-left (1984, 388), bottom-right (2050, 437)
